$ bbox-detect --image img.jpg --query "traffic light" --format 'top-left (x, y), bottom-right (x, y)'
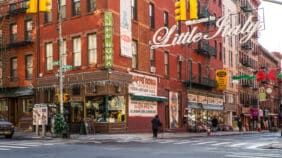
top-left (189, 0), bottom-right (198, 20)
top-left (175, 0), bottom-right (187, 21)
top-left (26, 0), bottom-right (38, 14)
top-left (63, 94), bottom-right (70, 103)
top-left (39, 0), bottom-right (51, 13)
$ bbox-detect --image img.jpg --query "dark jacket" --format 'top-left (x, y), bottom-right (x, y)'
top-left (211, 118), bottom-right (218, 127)
top-left (151, 117), bottom-right (162, 130)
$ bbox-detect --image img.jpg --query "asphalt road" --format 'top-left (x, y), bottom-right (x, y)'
top-left (0, 132), bottom-right (281, 158)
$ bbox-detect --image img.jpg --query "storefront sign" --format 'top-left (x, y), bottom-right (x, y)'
top-left (207, 97), bottom-right (216, 105)
top-left (129, 99), bottom-right (157, 117)
top-left (215, 70), bottom-right (228, 90)
top-left (187, 93), bottom-right (197, 103)
top-left (198, 95), bottom-right (207, 104)
top-left (150, 15), bottom-right (261, 49)
top-left (128, 72), bottom-right (157, 96)
top-left (104, 12), bottom-right (113, 68)
top-left (169, 92), bottom-right (179, 128)
top-left (120, 0), bottom-right (132, 57)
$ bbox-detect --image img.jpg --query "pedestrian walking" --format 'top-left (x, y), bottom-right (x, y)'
top-left (237, 118), bottom-right (242, 132)
top-left (151, 114), bottom-right (162, 138)
top-left (211, 116), bottom-right (218, 132)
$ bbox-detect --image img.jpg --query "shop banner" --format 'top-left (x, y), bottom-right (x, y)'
top-left (198, 95), bottom-right (207, 104)
top-left (187, 93), bottom-right (197, 103)
top-left (120, 0), bottom-right (132, 57)
top-left (207, 97), bottom-right (216, 105)
top-left (169, 92), bottom-right (179, 128)
top-left (215, 70), bottom-right (228, 90)
top-left (129, 99), bottom-right (157, 117)
top-left (128, 72), bottom-right (157, 96)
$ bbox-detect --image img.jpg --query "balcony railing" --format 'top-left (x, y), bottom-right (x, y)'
top-left (240, 59), bottom-right (252, 67)
top-left (183, 74), bottom-right (217, 89)
top-left (241, 41), bottom-right (252, 50)
top-left (241, 3), bottom-right (252, 12)
top-left (198, 7), bottom-right (216, 25)
top-left (8, 1), bottom-right (28, 16)
top-left (196, 40), bottom-right (217, 57)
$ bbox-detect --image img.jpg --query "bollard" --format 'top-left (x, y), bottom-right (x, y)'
top-left (42, 124), bottom-right (46, 137)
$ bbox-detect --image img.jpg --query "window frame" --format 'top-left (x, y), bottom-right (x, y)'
top-left (131, 0), bottom-right (137, 20)
top-left (164, 51), bottom-right (169, 77)
top-left (149, 3), bottom-right (155, 29)
top-left (10, 57), bottom-right (18, 81)
top-left (73, 36), bottom-right (81, 67)
top-left (87, 33), bottom-right (97, 65)
top-left (72, 0), bottom-right (81, 16)
top-left (87, 0), bottom-right (96, 12)
top-left (25, 20), bottom-right (32, 41)
top-left (45, 42), bottom-right (53, 71)
top-left (10, 23), bottom-right (17, 43)
top-left (25, 54), bottom-right (33, 80)
top-left (164, 11), bottom-right (168, 27)
top-left (132, 40), bottom-right (138, 69)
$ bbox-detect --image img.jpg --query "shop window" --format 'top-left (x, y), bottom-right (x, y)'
top-left (0, 101), bottom-right (8, 111)
top-left (70, 102), bottom-right (83, 123)
top-left (86, 96), bottom-right (125, 123)
top-left (23, 98), bottom-right (33, 113)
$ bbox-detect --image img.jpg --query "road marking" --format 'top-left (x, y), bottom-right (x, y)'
top-left (246, 143), bottom-right (269, 149)
top-left (0, 148), bottom-right (10, 151)
top-left (173, 140), bottom-right (201, 145)
top-left (195, 141), bottom-right (217, 145)
top-left (158, 140), bottom-right (176, 144)
top-left (229, 143), bottom-right (248, 147)
top-left (226, 152), bottom-right (282, 158)
top-left (211, 142), bottom-right (232, 146)
top-left (0, 145), bottom-right (27, 149)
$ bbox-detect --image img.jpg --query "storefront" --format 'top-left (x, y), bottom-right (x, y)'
top-left (186, 93), bottom-right (224, 132)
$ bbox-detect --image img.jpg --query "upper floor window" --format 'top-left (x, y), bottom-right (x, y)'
top-left (9, 3), bottom-right (16, 12)
top-left (229, 50), bottom-right (233, 67)
top-left (59, 0), bottom-right (66, 19)
top-left (25, 20), bottom-right (32, 41)
top-left (88, 33), bottom-right (97, 65)
top-left (131, 0), bottom-right (137, 20)
top-left (150, 48), bottom-right (155, 67)
top-left (88, 0), bottom-right (96, 12)
top-left (10, 57), bottom-right (18, 81)
top-left (164, 51), bottom-right (169, 76)
top-left (45, 43), bottom-right (53, 71)
top-left (149, 3), bottom-right (155, 28)
top-left (25, 55), bottom-right (33, 80)
top-left (72, 0), bottom-right (81, 16)
top-left (132, 40), bottom-right (138, 69)
top-left (44, 2), bottom-right (52, 23)
top-left (177, 60), bottom-right (181, 80)
top-left (73, 37), bottom-right (81, 67)
top-left (10, 24), bottom-right (17, 43)
top-left (164, 11), bottom-right (168, 27)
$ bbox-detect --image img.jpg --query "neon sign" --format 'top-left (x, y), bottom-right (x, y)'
top-left (150, 15), bottom-right (261, 49)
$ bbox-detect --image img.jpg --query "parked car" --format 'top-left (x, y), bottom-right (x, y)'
top-left (0, 115), bottom-right (14, 138)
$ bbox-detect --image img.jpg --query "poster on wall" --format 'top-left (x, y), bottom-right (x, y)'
top-left (129, 99), bottom-right (157, 117)
top-left (32, 104), bottom-right (48, 125)
top-left (198, 95), bottom-right (207, 104)
top-left (169, 92), bottom-right (179, 128)
top-left (120, 0), bottom-right (132, 57)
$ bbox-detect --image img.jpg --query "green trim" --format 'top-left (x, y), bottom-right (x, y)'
top-left (0, 88), bottom-right (34, 98)
top-left (130, 94), bottom-right (167, 102)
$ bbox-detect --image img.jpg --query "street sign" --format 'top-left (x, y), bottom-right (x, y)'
top-left (62, 65), bottom-right (73, 70)
top-left (52, 61), bottom-right (60, 66)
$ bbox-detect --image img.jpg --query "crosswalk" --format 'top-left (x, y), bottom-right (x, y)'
top-left (0, 141), bottom-right (63, 151)
top-left (135, 138), bottom-right (276, 150)
top-left (225, 152), bottom-right (282, 158)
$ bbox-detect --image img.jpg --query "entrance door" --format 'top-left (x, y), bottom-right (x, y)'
top-left (165, 105), bottom-right (169, 129)
top-left (8, 98), bottom-right (18, 125)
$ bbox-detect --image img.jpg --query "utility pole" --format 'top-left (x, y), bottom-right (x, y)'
top-left (57, 0), bottom-right (64, 114)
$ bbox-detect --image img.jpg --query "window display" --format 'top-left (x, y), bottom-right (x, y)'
top-left (86, 96), bottom-right (125, 123)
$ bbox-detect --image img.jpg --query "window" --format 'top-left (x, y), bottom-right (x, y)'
top-left (59, 39), bottom-right (67, 66)
top-left (25, 55), bottom-right (33, 80)
top-left (10, 24), bottom-right (17, 43)
top-left (198, 63), bottom-right (201, 82)
top-left (9, 3), bottom-right (16, 12)
top-left (88, 0), bottom-right (96, 12)
top-left (73, 37), bottom-right (81, 67)
top-left (219, 43), bottom-right (222, 61)
top-left (149, 3), bottom-right (155, 28)
top-left (46, 43), bottom-right (53, 71)
top-left (10, 57), bottom-right (18, 81)
top-left (164, 51), bottom-right (169, 76)
top-left (22, 98), bottom-right (33, 113)
top-left (188, 60), bottom-right (192, 82)
top-left (72, 87), bottom-right (80, 96)
top-left (60, 0), bottom-right (66, 19)
top-left (72, 0), bottom-right (81, 16)
top-left (0, 101), bottom-right (8, 112)
top-left (229, 50), bottom-right (233, 67)
top-left (177, 60), bottom-right (181, 80)
top-left (132, 40), bottom-right (137, 69)
top-left (131, 0), bottom-right (137, 20)
top-left (25, 20), bottom-right (32, 41)
top-left (164, 11), bottom-right (168, 27)
top-left (88, 34), bottom-right (97, 65)
top-left (44, 2), bottom-right (52, 23)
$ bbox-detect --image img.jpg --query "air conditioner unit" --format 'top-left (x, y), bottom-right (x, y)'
top-left (150, 66), bottom-right (156, 73)
top-left (178, 55), bottom-right (184, 62)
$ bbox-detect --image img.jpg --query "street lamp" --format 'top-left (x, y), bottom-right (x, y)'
top-left (58, 0), bottom-right (64, 114)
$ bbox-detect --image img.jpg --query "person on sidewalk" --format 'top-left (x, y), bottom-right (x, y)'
top-left (211, 116), bottom-right (218, 132)
top-left (237, 118), bottom-right (242, 132)
top-left (151, 114), bottom-right (162, 139)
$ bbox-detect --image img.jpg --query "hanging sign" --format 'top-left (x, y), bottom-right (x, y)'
top-left (104, 12), bottom-right (113, 68)
top-left (215, 70), bottom-right (228, 90)
top-left (259, 87), bottom-right (266, 101)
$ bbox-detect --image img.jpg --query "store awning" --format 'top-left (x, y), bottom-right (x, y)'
top-left (0, 88), bottom-right (34, 98)
top-left (130, 94), bottom-right (167, 102)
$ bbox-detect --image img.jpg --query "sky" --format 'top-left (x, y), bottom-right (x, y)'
top-left (259, 0), bottom-right (282, 53)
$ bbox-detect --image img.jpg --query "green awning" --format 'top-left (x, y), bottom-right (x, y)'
top-left (130, 94), bottom-right (167, 102)
top-left (0, 88), bottom-right (34, 98)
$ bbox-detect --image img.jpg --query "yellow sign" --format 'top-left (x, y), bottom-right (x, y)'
top-left (259, 87), bottom-right (266, 101)
top-left (215, 70), bottom-right (228, 90)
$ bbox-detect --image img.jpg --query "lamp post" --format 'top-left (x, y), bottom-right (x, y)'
top-left (58, 0), bottom-right (64, 114)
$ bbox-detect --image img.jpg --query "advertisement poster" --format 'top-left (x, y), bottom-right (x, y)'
top-left (169, 92), bottom-right (179, 128)
top-left (120, 0), bottom-right (132, 57)
top-left (33, 105), bottom-right (48, 125)
top-left (215, 70), bottom-right (228, 90)
top-left (128, 72), bottom-right (157, 96)
top-left (129, 99), bottom-right (157, 117)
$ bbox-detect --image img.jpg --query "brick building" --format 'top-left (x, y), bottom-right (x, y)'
top-left (0, 0), bottom-right (225, 133)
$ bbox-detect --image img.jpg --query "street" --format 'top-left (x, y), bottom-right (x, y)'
top-left (0, 132), bottom-right (281, 158)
